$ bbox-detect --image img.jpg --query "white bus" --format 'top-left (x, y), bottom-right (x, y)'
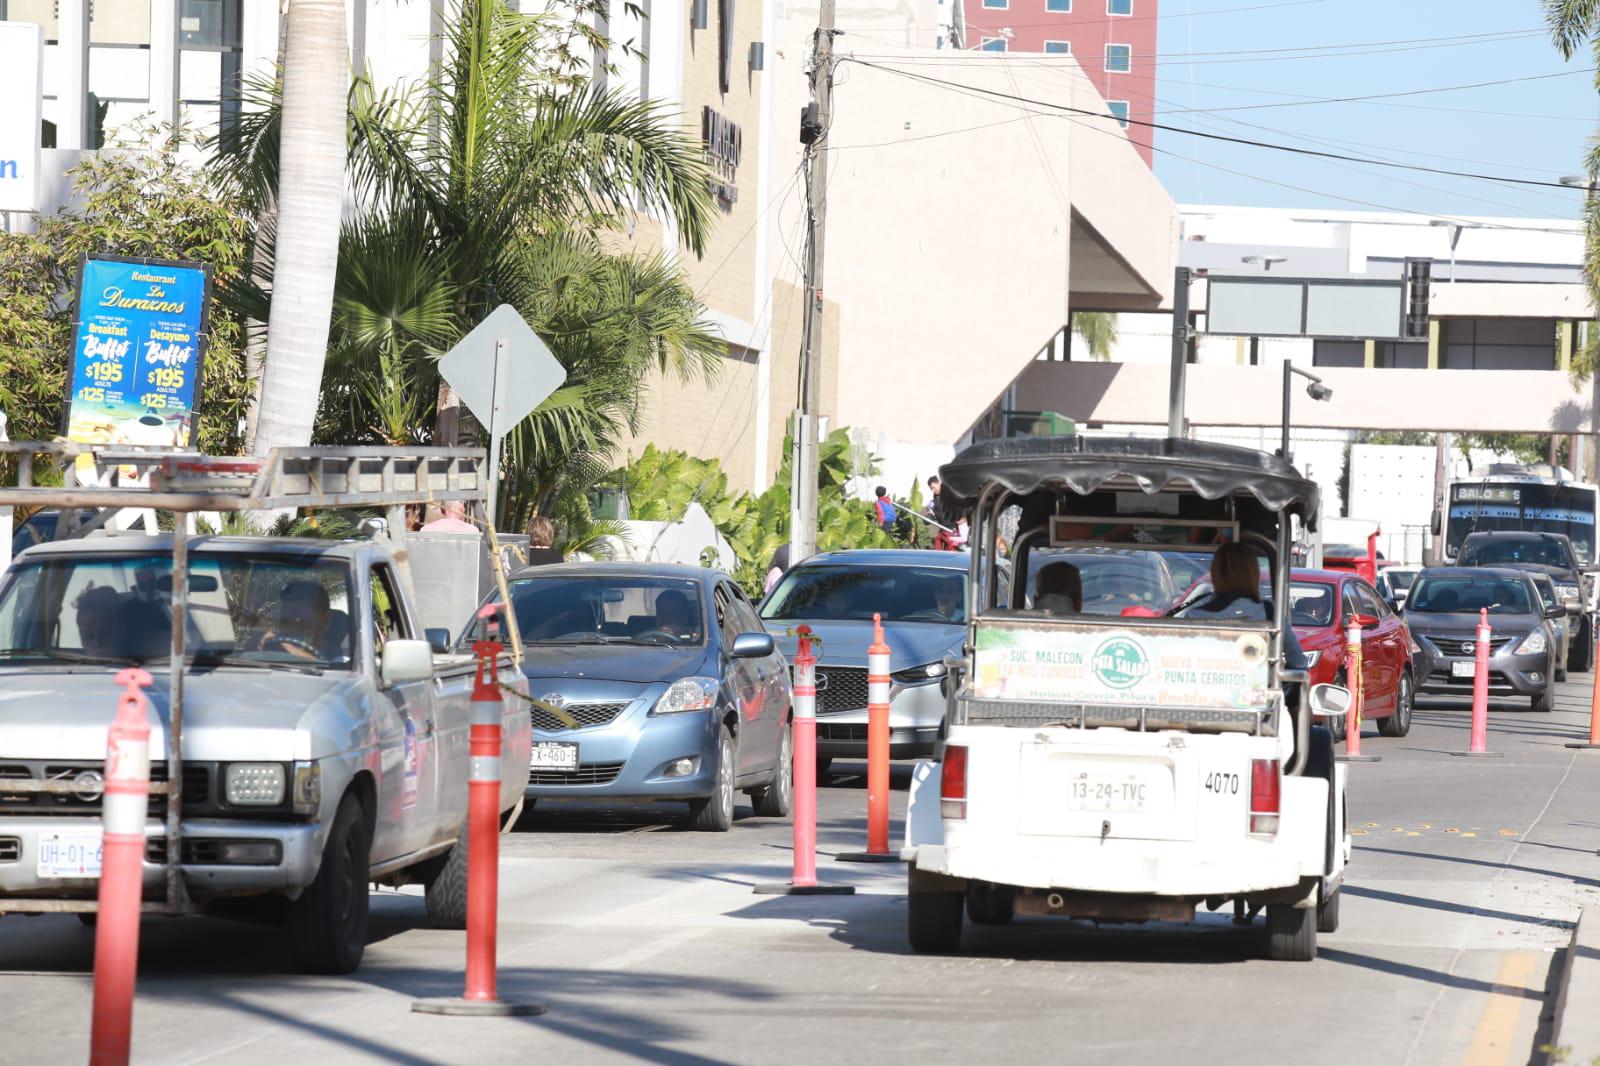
top-left (1440, 465), bottom-right (1600, 567)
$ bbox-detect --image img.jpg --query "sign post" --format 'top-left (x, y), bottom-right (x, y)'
top-left (438, 305), bottom-right (566, 527)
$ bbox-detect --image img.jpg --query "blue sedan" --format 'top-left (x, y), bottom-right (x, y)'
top-left (465, 563), bottom-right (792, 831)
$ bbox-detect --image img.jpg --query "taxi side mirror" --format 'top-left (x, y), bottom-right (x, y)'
top-left (1309, 683), bottom-right (1351, 719)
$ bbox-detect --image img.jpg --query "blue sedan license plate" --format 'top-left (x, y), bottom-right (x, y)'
top-left (530, 742), bottom-right (579, 770)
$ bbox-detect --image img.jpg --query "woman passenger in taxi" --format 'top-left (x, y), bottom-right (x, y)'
top-left (1034, 562), bottom-right (1083, 616)
top-left (1183, 543), bottom-right (1268, 621)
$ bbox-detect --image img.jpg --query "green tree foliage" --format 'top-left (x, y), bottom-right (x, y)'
top-left (0, 121), bottom-right (251, 451)
top-left (615, 428), bottom-right (901, 595)
top-left (214, 0), bottom-right (721, 530)
top-left (1073, 311), bottom-right (1120, 360)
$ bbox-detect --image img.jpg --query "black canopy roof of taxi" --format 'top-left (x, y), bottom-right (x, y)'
top-left (937, 435), bottom-right (1321, 532)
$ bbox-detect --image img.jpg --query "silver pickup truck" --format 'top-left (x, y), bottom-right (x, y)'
top-left (0, 532), bottom-right (531, 973)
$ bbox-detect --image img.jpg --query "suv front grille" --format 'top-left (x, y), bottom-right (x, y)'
top-left (527, 762), bottom-right (625, 786)
top-left (809, 667), bottom-right (869, 714)
top-left (531, 701), bottom-right (631, 733)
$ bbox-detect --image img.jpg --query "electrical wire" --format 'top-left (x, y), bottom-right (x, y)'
top-left (842, 58), bottom-right (1596, 192)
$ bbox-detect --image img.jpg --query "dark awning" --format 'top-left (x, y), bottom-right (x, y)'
top-left (939, 435), bottom-right (1320, 529)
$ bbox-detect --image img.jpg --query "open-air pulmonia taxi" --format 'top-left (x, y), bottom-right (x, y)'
top-left (903, 436), bottom-right (1354, 960)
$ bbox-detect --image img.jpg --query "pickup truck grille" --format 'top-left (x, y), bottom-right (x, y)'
top-left (810, 667), bottom-right (869, 714)
top-left (527, 762), bottom-right (625, 786)
top-left (0, 761), bottom-right (209, 818)
top-left (530, 701), bottom-right (631, 733)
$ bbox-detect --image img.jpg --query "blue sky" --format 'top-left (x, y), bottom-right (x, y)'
top-left (1151, 0), bottom-right (1600, 219)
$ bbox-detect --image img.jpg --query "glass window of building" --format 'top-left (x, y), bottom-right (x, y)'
top-left (1108, 100), bottom-right (1130, 127)
top-left (982, 0), bottom-right (1008, 8)
top-left (1044, 40), bottom-right (1070, 54)
top-left (1046, 0), bottom-right (1072, 11)
top-left (1105, 43), bottom-right (1131, 72)
top-left (1107, 0), bottom-right (1133, 13)
top-left (88, 0), bottom-right (151, 147)
top-left (1442, 317), bottom-right (1556, 371)
top-left (4, 1), bottom-right (59, 145)
top-left (980, 36), bottom-right (1008, 50)
top-left (179, 0), bottom-right (243, 144)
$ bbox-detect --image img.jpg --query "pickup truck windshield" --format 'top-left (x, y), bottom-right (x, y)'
top-left (0, 553), bottom-right (355, 668)
top-left (474, 575), bottom-right (708, 646)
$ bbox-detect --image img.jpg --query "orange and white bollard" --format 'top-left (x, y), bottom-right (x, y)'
top-left (755, 626), bottom-right (854, 895)
top-left (414, 637), bottom-right (545, 1017)
top-left (1454, 607), bottom-right (1503, 759)
top-left (840, 614), bottom-right (900, 863)
top-left (1338, 621), bottom-right (1380, 763)
top-left (1568, 631), bottom-right (1600, 750)
top-left (90, 667), bottom-right (153, 1066)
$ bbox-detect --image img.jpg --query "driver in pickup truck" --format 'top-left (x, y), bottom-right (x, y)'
top-left (75, 586), bottom-right (129, 659)
top-left (258, 580), bottom-right (332, 660)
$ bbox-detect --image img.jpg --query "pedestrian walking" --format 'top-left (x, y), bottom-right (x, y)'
top-left (923, 476), bottom-right (941, 523)
top-left (765, 544), bottom-right (791, 595)
top-left (523, 516), bottom-right (563, 566)
top-left (873, 486), bottom-right (898, 532)
top-left (421, 500), bottom-right (475, 532)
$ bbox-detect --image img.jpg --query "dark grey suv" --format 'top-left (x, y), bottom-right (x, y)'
top-left (1457, 531), bottom-right (1591, 673)
top-left (1405, 567), bottom-right (1564, 712)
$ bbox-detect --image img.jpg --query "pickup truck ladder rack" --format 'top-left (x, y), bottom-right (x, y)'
top-left (0, 444), bottom-right (491, 915)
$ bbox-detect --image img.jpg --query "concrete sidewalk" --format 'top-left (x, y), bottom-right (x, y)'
top-left (1553, 907), bottom-right (1600, 1063)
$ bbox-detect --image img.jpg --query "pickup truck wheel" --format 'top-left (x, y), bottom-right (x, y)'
top-left (687, 726), bottom-right (737, 832)
top-left (909, 882), bottom-right (965, 953)
top-left (1265, 903), bottom-right (1317, 961)
top-left (1316, 887), bottom-right (1341, 934)
top-left (751, 725), bottom-right (793, 818)
top-left (965, 882), bottom-right (1015, 926)
top-left (423, 828), bottom-right (469, 930)
top-left (1570, 617), bottom-right (1593, 673)
top-left (289, 794), bottom-right (371, 974)
top-left (1378, 673), bottom-right (1413, 738)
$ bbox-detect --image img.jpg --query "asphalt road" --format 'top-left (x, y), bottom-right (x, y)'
top-left (5, 680), bottom-right (1600, 1066)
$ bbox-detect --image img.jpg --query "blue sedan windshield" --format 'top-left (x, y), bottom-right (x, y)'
top-left (472, 576), bottom-right (706, 646)
top-left (761, 565), bottom-right (966, 624)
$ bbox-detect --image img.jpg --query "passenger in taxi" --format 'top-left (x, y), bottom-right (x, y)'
top-left (1184, 543), bottom-right (1269, 621)
top-left (1034, 562), bottom-right (1083, 615)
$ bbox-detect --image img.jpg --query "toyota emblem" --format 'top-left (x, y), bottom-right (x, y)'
top-left (540, 693), bottom-right (567, 709)
top-left (73, 770), bottom-right (105, 802)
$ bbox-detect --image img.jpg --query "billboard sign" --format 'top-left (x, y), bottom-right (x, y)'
top-left (0, 21), bottom-right (44, 213)
top-left (65, 256), bottom-right (213, 450)
top-left (1206, 275), bottom-right (1405, 340)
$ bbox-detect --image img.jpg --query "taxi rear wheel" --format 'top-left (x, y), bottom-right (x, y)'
top-left (909, 883), bottom-right (964, 953)
top-left (1266, 903), bottom-right (1316, 961)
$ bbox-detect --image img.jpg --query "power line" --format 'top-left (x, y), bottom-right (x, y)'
top-left (843, 58), bottom-right (1595, 192)
top-left (1151, 68), bottom-right (1594, 115)
top-left (944, 27), bottom-right (1550, 65)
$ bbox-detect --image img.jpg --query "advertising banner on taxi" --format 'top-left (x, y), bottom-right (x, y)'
top-left (64, 255), bottom-right (212, 450)
top-left (972, 622), bottom-right (1271, 709)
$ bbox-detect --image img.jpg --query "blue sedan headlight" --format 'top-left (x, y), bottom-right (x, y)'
top-left (654, 676), bottom-right (720, 714)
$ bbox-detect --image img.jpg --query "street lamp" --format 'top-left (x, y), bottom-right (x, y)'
top-left (1282, 362), bottom-right (1332, 464)
top-left (1427, 219), bottom-right (1479, 281)
top-left (1242, 255), bottom-right (1287, 271)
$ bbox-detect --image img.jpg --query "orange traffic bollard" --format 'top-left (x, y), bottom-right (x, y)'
top-left (1569, 632), bottom-right (1600, 750)
top-left (90, 667), bottom-right (153, 1066)
top-left (839, 614), bottom-right (900, 863)
top-left (414, 630), bottom-right (545, 1017)
top-left (1338, 620), bottom-right (1380, 763)
top-left (1453, 607), bottom-right (1504, 759)
top-left (755, 626), bottom-right (854, 895)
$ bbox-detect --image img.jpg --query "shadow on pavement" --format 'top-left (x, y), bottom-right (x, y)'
top-left (1320, 947), bottom-right (1549, 1001)
top-left (1355, 843), bottom-right (1600, 891)
top-left (1341, 884), bottom-right (1572, 931)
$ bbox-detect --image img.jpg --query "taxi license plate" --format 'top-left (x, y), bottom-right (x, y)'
top-left (1067, 771), bottom-right (1152, 813)
top-left (530, 742), bottom-right (579, 771)
top-left (1452, 661), bottom-right (1477, 679)
top-left (37, 829), bottom-right (104, 879)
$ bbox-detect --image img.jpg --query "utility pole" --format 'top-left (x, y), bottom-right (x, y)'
top-left (790, 0), bottom-right (836, 565)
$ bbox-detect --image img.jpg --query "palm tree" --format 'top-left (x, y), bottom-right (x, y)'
top-left (253, 0), bottom-right (348, 456)
top-left (1546, 0), bottom-right (1600, 380)
top-left (217, 0), bottom-right (721, 526)
top-left (1073, 311), bottom-right (1120, 360)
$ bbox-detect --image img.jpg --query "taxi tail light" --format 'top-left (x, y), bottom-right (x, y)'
top-left (1249, 758), bottom-right (1280, 836)
top-left (940, 745), bottom-right (968, 820)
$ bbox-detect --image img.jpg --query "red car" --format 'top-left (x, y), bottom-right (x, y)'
top-left (1288, 568), bottom-right (1415, 739)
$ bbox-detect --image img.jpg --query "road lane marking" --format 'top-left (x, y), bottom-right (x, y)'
top-left (1462, 950), bottom-right (1540, 1066)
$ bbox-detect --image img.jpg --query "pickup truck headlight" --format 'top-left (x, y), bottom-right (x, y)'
top-left (892, 662), bottom-right (947, 684)
top-left (225, 762), bottom-right (287, 806)
top-left (655, 676), bottom-right (720, 714)
top-left (292, 762), bottom-right (321, 815)
top-left (1514, 630), bottom-right (1547, 656)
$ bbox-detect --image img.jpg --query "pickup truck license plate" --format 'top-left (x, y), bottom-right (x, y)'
top-left (1067, 771), bottom-right (1152, 813)
top-left (1452, 661), bottom-right (1477, 679)
top-left (530, 742), bottom-right (579, 771)
top-left (37, 829), bottom-right (104, 879)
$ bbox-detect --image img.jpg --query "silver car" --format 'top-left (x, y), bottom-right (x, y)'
top-left (763, 550), bottom-right (970, 772)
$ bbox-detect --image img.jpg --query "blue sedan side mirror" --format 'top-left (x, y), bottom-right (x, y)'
top-left (730, 632), bottom-right (776, 658)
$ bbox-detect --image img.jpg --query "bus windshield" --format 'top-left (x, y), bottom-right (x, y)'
top-left (1446, 482), bottom-right (1597, 564)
